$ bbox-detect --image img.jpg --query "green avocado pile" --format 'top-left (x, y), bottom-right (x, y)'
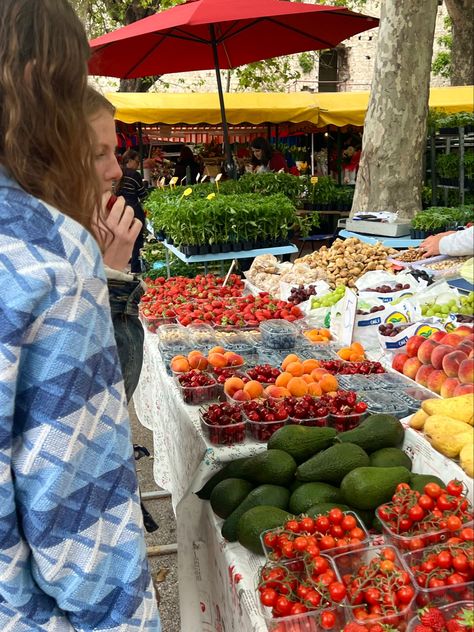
top-left (197, 414), bottom-right (445, 555)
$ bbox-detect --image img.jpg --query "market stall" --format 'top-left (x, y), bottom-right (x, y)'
top-left (135, 236), bottom-right (474, 630)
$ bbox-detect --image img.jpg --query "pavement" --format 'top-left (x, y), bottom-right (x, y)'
top-left (130, 403), bottom-right (181, 632)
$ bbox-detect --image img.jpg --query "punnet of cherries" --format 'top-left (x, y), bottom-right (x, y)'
top-left (200, 402), bottom-right (245, 445)
top-left (247, 364), bottom-right (282, 384)
top-left (177, 369), bottom-right (218, 404)
top-left (287, 285), bottom-right (318, 305)
top-left (213, 367), bottom-right (249, 385)
top-left (242, 399), bottom-right (289, 441)
top-left (318, 360), bottom-right (385, 375)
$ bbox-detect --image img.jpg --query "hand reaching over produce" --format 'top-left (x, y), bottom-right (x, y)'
top-left (420, 231), bottom-right (455, 258)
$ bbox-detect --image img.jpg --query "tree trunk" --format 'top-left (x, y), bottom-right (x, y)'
top-left (351, 0), bottom-right (439, 219)
top-left (445, 0), bottom-right (474, 85)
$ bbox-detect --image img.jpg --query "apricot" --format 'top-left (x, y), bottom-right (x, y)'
top-left (208, 352), bottom-right (227, 368)
top-left (223, 351), bottom-right (244, 367)
top-left (265, 385), bottom-right (291, 399)
top-left (282, 353), bottom-right (300, 371)
top-left (275, 372), bottom-right (293, 388)
top-left (170, 357), bottom-right (190, 373)
top-left (302, 374), bottom-right (315, 384)
top-left (208, 346), bottom-right (226, 355)
top-left (349, 353), bottom-right (364, 362)
top-left (286, 361), bottom-right (305, 377)
top-left (188, 353), bottom-right (208, 370)
top-left (224, 376), bottom-right (245, 396)
top-left (338, 348), bottom-right (352, 361)
top-left (319, 328), bottom-right (331, 339)
top-left (319, 374), bottom-right (339, 393)
top-left (287, 377), bottom-right (309, 397)
top-left (243, 380), bottom-right (264, 399)
top-left (350, 341), bottom-right (365, 355)
top-left (232, 389), bottom-right (251, 402)
top-left (308, 382), bottom-right (322, 397)
top-left (302, 359), bottom-right (319, 374)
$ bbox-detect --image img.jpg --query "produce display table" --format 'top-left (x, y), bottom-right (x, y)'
top-left (339, 229), bottom-right (423, 249)
top-left (162, 240), bottom-right (298, 277)
top-left (134, 328), bottom-right (472, 632)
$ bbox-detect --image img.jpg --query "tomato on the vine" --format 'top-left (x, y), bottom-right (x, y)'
top-left (447, 515), bottom-right (463, 531)
top-left (320, 610), bottom-right (337, 630)
top-left (329, 582), bottom-right (346, 603)
top-left (424, 482), bottom-right (442, 498)
top-left (260, 588), bottom-right (277, 607)
top-left (446, 479), bottom-right (464, 497)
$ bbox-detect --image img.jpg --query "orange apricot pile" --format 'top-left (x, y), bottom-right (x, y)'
top-left (303, 328), bottom-right (332, 343)
top-left (337, 341), bottom-right (366, 362)
top-left (224, 376), bottom-right (264, 402)
top-left (170, 346), bottom-right (244, 374)
top-left (269, 353), bottom-right (339, 398)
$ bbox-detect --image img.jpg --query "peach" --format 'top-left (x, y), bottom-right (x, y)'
top-left (207, 352), bottom-right (227, 368)
top-left (308, 382), bottom-right (323, 397)
top-left (415, 364), bottom-right (435, 388)
top-left (458, 358), bottom-right (474, 384)
top-left (453, 325), bottom-right (473, 338)
top-left (311, 368), bottom-right (330, 381)
top-left (454, 383), bottom-right (474, 396)
top-left (208, 346), bottom-right (226, 355)
top-left (243, 380), bottom-right (264, 399)
top-left (224, 376), bottom-right (245, 396)
top-left (403, 357), bottom-right (423, 380)
top-left (170, 357), bottom-right (190, 373)
top-left (440, 333), bottom-right (462, 347)
top-left (406, 335), bottom-right (426, 359)
top-left (417, 339), bottom-right (439, 365)
top-left (232, 389), bottom-right (251, 402)
top-left (457, 339), bottom-right (474, 355)
top-left (223, 351), bottom-right (244, 367)
top-left (440, 377), bottom-right (461, 398)
top-left (442, 350), bottom-right (468, 378)
top-left (287, 377), bottom-right (309, 397)
top-left (282, 354), bottom-right (300, 371)
top-left (470, 350), bottom-right (474, 359)
top-left (430, 331), bottom-right (446, 342)
top-left (431, 345), bottom-right (454, 370)
top-left (392, 353), bottom-right (409, 374)
top-left (426, 369), bottom-right (449, 395)
top-left (264, 385), bottom-right (291, 399)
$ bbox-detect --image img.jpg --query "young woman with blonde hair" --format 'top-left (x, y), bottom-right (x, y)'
top-left (0, 1), bottom-right (160, 630)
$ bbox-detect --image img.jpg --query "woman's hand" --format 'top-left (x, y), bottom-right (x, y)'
top-left (92, 193), bottom-right (143, 270)
top-left (420, 230), bottom-right (455, 258)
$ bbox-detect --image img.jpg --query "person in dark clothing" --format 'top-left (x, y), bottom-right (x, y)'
top-left (174, 145), bottom-right (202, 184)
top-left (117, 149), bottom-right (147, 273)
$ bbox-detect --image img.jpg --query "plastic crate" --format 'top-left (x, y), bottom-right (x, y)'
top-left (407, 600), bottom-right (474, 632)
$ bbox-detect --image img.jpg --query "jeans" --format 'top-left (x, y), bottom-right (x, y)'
top-left (108, 278), bottom-right (144, 402)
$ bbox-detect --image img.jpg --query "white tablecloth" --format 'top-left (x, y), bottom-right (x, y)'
top-left (134, 328), bottom-right (473, 632)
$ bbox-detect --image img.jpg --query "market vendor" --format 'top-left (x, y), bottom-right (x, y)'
top-left (420, 225), bottom-right (474, 258)
top-left (250, 137), bottom-right (289, 173)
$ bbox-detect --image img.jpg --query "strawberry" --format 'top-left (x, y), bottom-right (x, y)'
top-left (446, 621), bottom-right (465, 632)
top-left (414, 626), bottom-right (435, 632)
top-left (420, 607), bottom-right (447, 632)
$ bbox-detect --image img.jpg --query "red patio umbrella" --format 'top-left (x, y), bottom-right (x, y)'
top-left (89, 0), bottom-right (378, 172)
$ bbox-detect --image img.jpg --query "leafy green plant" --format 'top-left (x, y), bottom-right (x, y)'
top-left (436, 111), bottom-right (474, 130)
top-left (237, 172), bottom-right (305, 205)
top-left (436, 153), bottom-right (459, 179)
top-left (464, 152), bottom-right (474, 179)
top-left (411, 206), bottom-right (469, 231)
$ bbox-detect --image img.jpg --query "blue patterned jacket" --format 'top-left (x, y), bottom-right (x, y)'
top-left (0, 169), bottom-right (161, 631)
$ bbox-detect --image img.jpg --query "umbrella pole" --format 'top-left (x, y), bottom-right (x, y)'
top-left (138, 122), bottom-right (144, 177)
top-left (210, 25), bottom-right (235, 179)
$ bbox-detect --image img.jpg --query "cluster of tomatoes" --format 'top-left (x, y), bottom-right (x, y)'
top-left (408, 536), bottom-right (474, 606)
top-left (377, 481), bottom-right (474, 551)
top-left (262, 511), bottom-right (367, 562)
top-left (341, 547), bottom-right (416, 626)
top-left (258, 558), bottom-right (343, 630)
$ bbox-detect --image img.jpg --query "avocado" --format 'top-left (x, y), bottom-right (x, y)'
top-left (240, 450), bottom-right (297, 486)
top-left (290, 480), bottom-right (304, 493)
top-left (237, 506), bottom-right (291, 555)
top-left (369, 447), bottom-right (412, 470)
top-left (210, 478), bottom-right (254, 519)
top-left (268, 425), bottom-right (337, 463)
top-left (340, 466), bottom-right (412, 510)
top-left (296, 443), bottom-right (370, 484)
top-left (289, 482), bottom-right (342, 515)
top-left (337, 414), bottom-right (405, 453)
top-left (196, 457), bottom-right (251, 499)
top-left (221, 484), bottom-right (290, 542)
top-left (409, 473), bottom-right (446, 494)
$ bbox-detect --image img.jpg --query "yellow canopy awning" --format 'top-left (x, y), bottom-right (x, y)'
top-left (316, 85), bottom-right (474, 127)
top-left (106, 85), bottom-right (473, 128)
top-left (106, 91), bottom-right (320, 125)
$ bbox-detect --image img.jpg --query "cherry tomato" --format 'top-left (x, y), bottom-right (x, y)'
top-left (437, 550), bottom-right (453, 569)
top-left (424, 482), bottom-right (442, 498)
top-left (381, 548), bottom-right (396, 562)
top-left (330, 524), bottom-right (344, 539)
top-left (311, 556), bottom-right (329, 575)
top-left (285, 519), bottom-right (300, 533)
top-left (260, 588), bottom-right (277, 607)
top-left (399, 518), bottom-right (413, 533)
top-left (263, 532), bottom-right (278, 548)
top-left (328, 508), bottom-right (344, 524)
top-left (305, 589), bottom-right (322, 608)
top-left (447, 573), bottom-right (465, 587)
top-left (319, 535), bottom-right (337, 551)
top-left (320, 610), bottom-right (337, 630)
top-left (428, 577), bottom-right (446, 589)
top-left (418, 494), bottom-right (435, 511)
top-left (379, 560), bottom-right (395, 573)
top-left (377, 505), bottom-right (392, 522)
top-left (452, 553), bottom-right (469, 573)
top-left (446, 480), bottom-right (464, 497)
top-left (306, 544), bottom-right (320, 558)
top-left (396, 585), bottom-right (415, 604)
top-left (408, 537), bottom-right (425, 551)
top-left (437, 494), bottom-right (455, 511)
top-left (396, 483), bottom-right (411, 492)
top-left (296, 583), bottom-right (310, 599)
top-left (329, 581), bottom-right (346, 603)
top-left (341, 514), bottom-right (357, 532)
top-left (319, 571), bottom-right (336, 587)
top-left (408, 505), bottom-right (425, 522)
top-left (461, 527), bottom-right (474, 541)
top-left (315, 516), bottom-right (331, 533)
top-left (281, 541), bottom-right (296, 559)
top-left (275, 595), bottom-right (292, 616)
top-left (350, 527), bottom-right (365, 541)
top-left (293, 536), bottom-right (309, 553)
top-left (290, 602), bottom-right (308, 615)
top-left (447, 515), bottom-right (463, 532)
top-left (364, 588), bottom-right (381, 605)
top-left (299, 517), bottom-right (316, 534)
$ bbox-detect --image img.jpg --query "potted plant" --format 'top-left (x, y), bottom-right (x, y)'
top-left (436, 153), bottom-right (459, 186)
